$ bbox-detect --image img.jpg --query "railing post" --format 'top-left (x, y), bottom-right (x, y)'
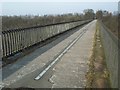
top-left (5, 33), bottom-right (9, 56)
top-left (7, 31), bottom-right (12, 55)
top-left (0, 31), bottom-right (3, 59)
top-left (2, 33), bottom-right (5, 57)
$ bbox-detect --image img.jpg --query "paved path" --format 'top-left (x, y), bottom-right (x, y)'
top-left (50, 20), bottom-right (96, 88)
top-left (2, 20), bottom-right (96, 88)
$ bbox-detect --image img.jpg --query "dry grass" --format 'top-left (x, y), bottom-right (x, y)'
top-left (102, 16), bottom-right (119, 38)
top-left (86, 21), bottom-right (111, 88)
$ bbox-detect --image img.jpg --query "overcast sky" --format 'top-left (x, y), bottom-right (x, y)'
top-left (1, 1), bottom-right (119, 16)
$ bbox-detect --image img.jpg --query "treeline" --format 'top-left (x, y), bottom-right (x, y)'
top-left (2, 9), bottom-right (95, 31)
top-left (2, 13), bottom-right (84, 31)
top-left (2, 9), bottom-right (119, 38)
top-left (96, 10), bottom-right (119, 38)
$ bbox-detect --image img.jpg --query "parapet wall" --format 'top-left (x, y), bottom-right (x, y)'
top-left (100, 22), bottom-right (119, 88)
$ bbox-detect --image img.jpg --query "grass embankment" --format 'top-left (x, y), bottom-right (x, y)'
top-left (86, 21), bottom-right (111, 88)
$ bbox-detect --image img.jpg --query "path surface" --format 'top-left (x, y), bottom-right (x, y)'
top-left (2, 20), bottom-right (96, 88)
top-left (50, 20), bottom-right (96, 88)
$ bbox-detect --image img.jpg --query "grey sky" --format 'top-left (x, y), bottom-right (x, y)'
top-left (2, 2), bottom-right (118, 16)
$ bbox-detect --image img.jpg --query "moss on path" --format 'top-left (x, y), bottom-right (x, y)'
top-left (86, 21), bottom-right (111, 88)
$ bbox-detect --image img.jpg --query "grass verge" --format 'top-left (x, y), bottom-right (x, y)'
top-left (85, 21), bottom-right (111, 88)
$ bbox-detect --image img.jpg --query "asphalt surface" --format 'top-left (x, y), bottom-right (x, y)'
top-left (2, 20), bottom-right (96, 88)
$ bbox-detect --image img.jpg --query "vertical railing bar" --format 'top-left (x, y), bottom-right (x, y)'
top-left (23, 30), bottom-right (26, 49)
top-left (20, 30), bottom-right (22, 50)
top-left (17, 30), bottom-right (20, 51)
top-left (15, 31), bottom-right (18, 52)
top-left (2, 34), bottom-right (5, 57)
top-left (16, 30), bottom-right (19, 51)
top-left (8, 32), bottom-right (12, 55)
top-left (4, 33), bottom-right (8, 56)
top-left (21, 30), bottom-right (24, 50)
top-left (9, 32), bottom-right (13, 55)
top-left (11, 31), bottom-right (14, 54)
top-left (16, 31), bottom-right (19, 52)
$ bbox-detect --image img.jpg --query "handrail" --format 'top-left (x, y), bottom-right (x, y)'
top-left (2, 19), bottom-right (92, 58)
top-left (2, 19), bottom-right (92, 33)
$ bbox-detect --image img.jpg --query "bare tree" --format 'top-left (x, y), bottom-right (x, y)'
top-left (83, 9), bottom-right (95, 19)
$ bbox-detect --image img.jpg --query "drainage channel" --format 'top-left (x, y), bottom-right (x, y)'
top-left (34, 28), bottom-right (88, 80)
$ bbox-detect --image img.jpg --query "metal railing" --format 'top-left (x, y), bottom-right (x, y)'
top-left (2, 20), bottom-right (92, 58)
